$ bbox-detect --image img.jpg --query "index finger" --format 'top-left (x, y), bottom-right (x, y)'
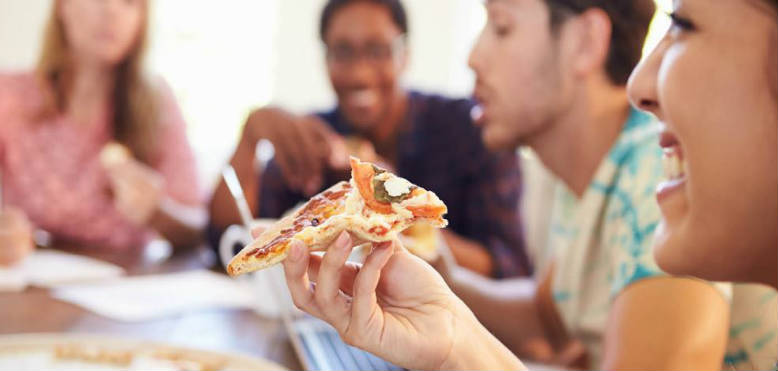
top-left (282, 240), bottom-right (322, 318)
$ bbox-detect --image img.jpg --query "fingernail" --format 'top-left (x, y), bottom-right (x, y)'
top-left (336, 232), bottom-right (351, 250)
top-left (375, 241), bottom-right (392, 251)
top-left (288, 241), bottom-right (303, 261)
top-left (305, 183), bottom-right (317, 196)
top-left (372, 242), bottom-right (393, 259)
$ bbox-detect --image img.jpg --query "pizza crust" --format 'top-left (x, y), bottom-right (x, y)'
top-left (227, 182), bottom-right (353, 276)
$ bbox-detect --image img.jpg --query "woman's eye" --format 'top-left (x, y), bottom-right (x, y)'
top-left (669, 12), bottom-right (696, 32)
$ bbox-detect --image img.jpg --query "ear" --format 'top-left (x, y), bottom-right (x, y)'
top-left (562, 8), bottom-right (612, 79)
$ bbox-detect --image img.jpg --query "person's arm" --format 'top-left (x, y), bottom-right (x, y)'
top-left (209, 108), bottom-right (339, 230)
top-left (441, 229), bottom-right (493, 276)
top-left (602, 277), bottom-right (729, 370)
top-left (446, 265), bottom-right (553, 360)
top-left (148, 197), bottom-right (207, 248)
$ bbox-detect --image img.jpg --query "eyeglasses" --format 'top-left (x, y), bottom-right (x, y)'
top-left (325, 36), bottom-right (406, 67)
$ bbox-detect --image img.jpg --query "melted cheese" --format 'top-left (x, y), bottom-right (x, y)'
top-left (384, 176), bottom-right (412, 197)
top-left (342, 179), bottom-right (413, 239)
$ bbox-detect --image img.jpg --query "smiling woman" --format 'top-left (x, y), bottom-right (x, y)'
top-left (628, 0), bottom-right (778, 289)
top-left (627, 0), bottom-right (778, 368)
top-left (275, 0), bottom-right (778, 370)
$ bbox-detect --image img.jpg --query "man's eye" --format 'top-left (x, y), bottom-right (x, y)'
top-left (366, 45), bottom-right (392, 60)
top-left (492, 23), bottom-right (511, 37)
top-left (331, 47), bottom-right (354, 59)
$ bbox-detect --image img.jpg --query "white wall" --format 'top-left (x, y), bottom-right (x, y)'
top-left (0, 1), bottom-right (51, 71)
top-left (0, 0), bottom-right (486, 189)
top-left (0, 0), bottom-right (671, 190)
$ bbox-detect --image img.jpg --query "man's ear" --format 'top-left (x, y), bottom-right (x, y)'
top-left (561, 8), bottom-right (612, 79)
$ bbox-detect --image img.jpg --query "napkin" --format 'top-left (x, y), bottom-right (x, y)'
top-left (52, 270), bottom-right (258, 322)
top-left (0, 250), bottom-right (124, 292)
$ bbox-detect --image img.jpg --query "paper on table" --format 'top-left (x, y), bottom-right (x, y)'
top-left (0, 250), bottom-right (124, 292)
top-left (52, 270), bottom-right (259, 322)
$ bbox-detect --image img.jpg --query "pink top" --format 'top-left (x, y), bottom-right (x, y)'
top-left (0, 72), bottom-right (201, 250)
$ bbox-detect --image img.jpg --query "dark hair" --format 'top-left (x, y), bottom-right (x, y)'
top-left (319, 0), bottom-right (408, 42)
top-left (545, 0), bottom-right (655, 85)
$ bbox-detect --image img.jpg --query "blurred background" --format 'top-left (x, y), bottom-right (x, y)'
top-left (0, 0), bottom-right (671, 193)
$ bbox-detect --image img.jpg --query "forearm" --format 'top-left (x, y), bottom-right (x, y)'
top-left (150, 197), bottom-right (207, 249)
top-left (208, 138), bottom-right (260, 230)
top-left (442, 230), bottom-right (493, 276)
top-left (441, 300), bottom-right (527, 371)
top-left (448, 268), bottom-right (548, 358)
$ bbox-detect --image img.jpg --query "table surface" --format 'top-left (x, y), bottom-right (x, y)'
top-left (0, 244), bottom-right (303, 370)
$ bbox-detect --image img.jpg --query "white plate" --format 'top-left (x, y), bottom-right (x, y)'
top-left (0, 333), bottom-right (287, 371)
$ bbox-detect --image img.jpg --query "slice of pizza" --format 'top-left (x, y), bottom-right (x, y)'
top-left (227, 157), bottom-right (447, 276)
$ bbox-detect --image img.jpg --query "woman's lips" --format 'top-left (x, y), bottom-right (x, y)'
top-left (656, 128), bottom-right (687, 203)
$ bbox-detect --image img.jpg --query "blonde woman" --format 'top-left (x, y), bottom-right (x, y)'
top-left (0, 0), bottom-right (204, 265)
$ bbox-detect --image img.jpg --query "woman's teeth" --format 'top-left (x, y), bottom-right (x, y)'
top-left (662, 147), bottom-right (685, 180)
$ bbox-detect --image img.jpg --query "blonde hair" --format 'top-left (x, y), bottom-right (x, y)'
top-left (36, 0), bottom-right (159, 163)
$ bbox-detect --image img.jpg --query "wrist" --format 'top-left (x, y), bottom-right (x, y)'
top-left (231, 136), bottom-right (260, 170)
top-left (438, 307), bottom-right (487, 370)
top-left (440, 302), bottom-right (526, 371)
top-left (236, 132), bottom-right (259, 157)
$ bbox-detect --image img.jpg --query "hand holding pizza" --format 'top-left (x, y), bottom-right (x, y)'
top-left (281, 232), bottom-right (462, 370)
top-left (281, 233), bottom-right (526, 371)
top-left (0, 207), bottom-right (34, 267)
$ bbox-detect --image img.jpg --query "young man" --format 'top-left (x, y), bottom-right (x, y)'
top-left (209, 0), bottom-right (531, 278)
top-left (435, 0), bottom-right (743, 369)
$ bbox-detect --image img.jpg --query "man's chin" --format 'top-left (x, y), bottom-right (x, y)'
top-left (482, 128), bottom-right (520, 152)
top-left (341, 109), bottom-right (380, 130)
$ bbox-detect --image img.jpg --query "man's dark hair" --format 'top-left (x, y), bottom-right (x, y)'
top-left (319, 0), bottom-right (408, 42)
top-left (545, 0), bottom-right (655, 85)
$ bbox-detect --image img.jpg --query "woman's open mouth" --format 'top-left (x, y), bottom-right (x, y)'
top-left (656, 128), bottom-right (687, 202)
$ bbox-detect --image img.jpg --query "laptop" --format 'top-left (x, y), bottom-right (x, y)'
top-left (221, 166), bottom-right (404, 371)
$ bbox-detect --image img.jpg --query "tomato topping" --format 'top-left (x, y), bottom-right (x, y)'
top-left (350, 157), bottom-right (393, 214)
top-left (407, 204), bottom-right (447, 218)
